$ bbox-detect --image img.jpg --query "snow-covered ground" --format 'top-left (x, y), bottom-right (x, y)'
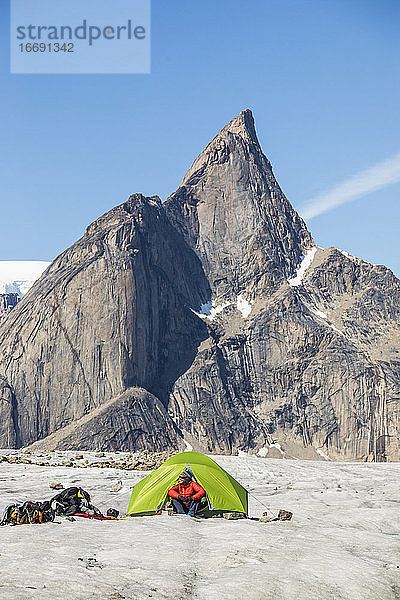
top-left (0, 452), bottom-right (399, 600)
top-left (0, 261), bottom-right (50, 296)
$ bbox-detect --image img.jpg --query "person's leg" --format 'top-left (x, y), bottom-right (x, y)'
top-left (171, 498), bottom-right (187, 514)
top-left (187, 500), bottom-right (199, 516)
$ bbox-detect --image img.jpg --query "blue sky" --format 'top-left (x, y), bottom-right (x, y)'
top-left (1, 0), bottom-right (399, 276)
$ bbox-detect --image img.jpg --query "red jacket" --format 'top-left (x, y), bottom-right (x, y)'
top-left (168, 481), bottom-right (205, 501)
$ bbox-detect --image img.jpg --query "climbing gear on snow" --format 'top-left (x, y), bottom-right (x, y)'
top-left (0, 501), bottom-right (55, 526)
top-left (50, 487), bottom-right (102, 517)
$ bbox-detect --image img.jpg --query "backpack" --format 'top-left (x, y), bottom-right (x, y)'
top-left (50, 487), bottom-right (102, 517)
top-left (0, 501), bottom-right (55, 526)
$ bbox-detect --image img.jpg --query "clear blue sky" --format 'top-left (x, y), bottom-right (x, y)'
top-left (1, 0), bottom-right (399, 276)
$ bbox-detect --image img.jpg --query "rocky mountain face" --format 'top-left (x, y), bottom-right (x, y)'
top-left (165, 110), bottom-right (313, 299)
top-left (0, 195), bottom-right (209, 449)
top-left (0, 110), bottom-right (399, 460)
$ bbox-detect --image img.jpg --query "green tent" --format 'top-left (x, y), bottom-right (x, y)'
top-left (126, 451), bottom-right (248, 516)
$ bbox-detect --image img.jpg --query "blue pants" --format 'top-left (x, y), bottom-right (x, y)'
top-left (171, 498), bottom-right (200, 516)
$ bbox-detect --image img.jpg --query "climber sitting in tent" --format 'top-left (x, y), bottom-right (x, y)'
top-left (167, 470), bottom-right (206, 517)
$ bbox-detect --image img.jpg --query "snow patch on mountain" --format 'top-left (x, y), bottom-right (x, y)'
top-left (0, 261), bottom-right (50, 296)
top-left (308, 305), bottom-right (345, 337)
top-left (338, 249), bottom-right (362, 264)
top-left (236, 295), bottom-right (253, 318)
top-left (257, 443), bottom-right (285, 458)
top-left (313, 308), bottom-right (328, 319)
top-left (316, 448), bottom-right (332, 461)
top-left (183, 438), bottom-right (193, 451)
top-left (288, 247), bottom-right (317, 286)
top-left (192, 300), bottom-right (231, 321)
top-left (192, 297), bottom-right (253, 321)
top-left (328, 322), bottom-right (345, 335)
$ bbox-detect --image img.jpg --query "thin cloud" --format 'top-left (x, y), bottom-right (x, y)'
top-left (299, 152), bottom-right (400, 220)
